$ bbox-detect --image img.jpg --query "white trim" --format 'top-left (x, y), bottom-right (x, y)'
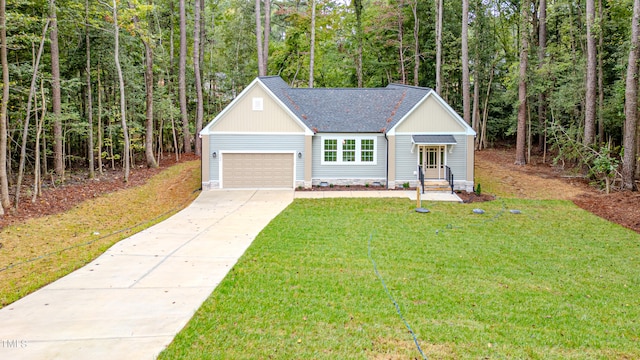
top-left (387, 90), bottom-right (476, 136)
top-left (395, 131), bottom-right (467, 135)
top-left (320, 135), bottom-right (378, 165)
top-left (219, 151), bottom-right (297, 189)
top-left (200, 78), bottom-right (314, 136)
top-left (417, 145), bottom-right (448, 180)
top-left (208, 131), bottom-right (306, 136)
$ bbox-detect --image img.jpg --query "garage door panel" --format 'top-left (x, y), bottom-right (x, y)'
top-left (223, 153), bottom-right (294, 188)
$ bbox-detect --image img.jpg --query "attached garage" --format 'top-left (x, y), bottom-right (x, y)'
top-left (222, 153), bottom-right (295, 189)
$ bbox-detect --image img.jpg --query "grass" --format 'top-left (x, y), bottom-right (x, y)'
top-left (159, 198), bottom-right (640, 359)
top-left (0, 160), bottom-right (201, 308)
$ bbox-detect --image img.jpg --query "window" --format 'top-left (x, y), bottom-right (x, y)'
top-left (324, 139), bottom-right (337, 162)
top-left (252, 97), bottom-right (263, 111)
top-left (343, 139), bottom-right (356, 162)
top-left (361, 139), bottom-right (374, 162)
top-left (322, 136), bottom-right (376, 165)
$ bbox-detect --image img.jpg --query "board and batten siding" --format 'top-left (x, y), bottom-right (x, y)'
top-left (394, 95), bottom-right (467, 133)
top-left (209, 84), bottom-right (305, 133)
top-left (311, 134), bottom-right (387, 183)
top-left (394, 134), bottom-right (469, 183)
top-left (208, 134), bottom-right (305, 183)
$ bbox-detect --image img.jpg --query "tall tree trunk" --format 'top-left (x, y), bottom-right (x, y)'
top-left (584, 0), bottom-right (597, 145)
top-left (256, 0), bottom-right (265, 76)
top-left (398, 0), bottom-right (405, 84)
top-left (179, 0), bottom-right (190, 153)
top-left (411, 0), bottom-right (419, 86)
top-left (97, 64), bottom-right (103, 174)
top-left (461, 0), bottom-right (470, 124)
top-left (537, 0), bottom-right (547, 153)
top-left (85, 0), bottom-right (95, 178)
top-left (597, 0), bottom-right (604, 144)
top-left (435, 0), bottom-right (443, 94)
top-left (144, 39), bottom-right (158, 167)
top-left (622, 0), bottom-right (640, 190)
top-left (194, 0), bottom-right (203, 156)
top-left (113, 0), bottom-right (130, 182)
top-left (515, 0), bottom-right (529, 165)
top-left (354, 0), bottom-right (363, 87)
top-left (0, 0), bottom-right (9, 213)
top-left (33, 79), bottom-right (46, 202)
top-left (263, 0), bottom-right (270, 74)
top-left (309, 0), bottom-right (316, 88)
top-left (15, 20), bottom-right (50, 209)
top-left (50, 0), bottom-right (64, 178)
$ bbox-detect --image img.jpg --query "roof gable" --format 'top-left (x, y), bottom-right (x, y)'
top-left (201, 77), bottom-right (313, 135)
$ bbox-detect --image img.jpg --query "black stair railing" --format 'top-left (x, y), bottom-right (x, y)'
top-left (444, 165), bottom-right (454, 194)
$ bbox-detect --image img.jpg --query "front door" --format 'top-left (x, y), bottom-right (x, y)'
top-left (420, 146), bottom-right (446, 179)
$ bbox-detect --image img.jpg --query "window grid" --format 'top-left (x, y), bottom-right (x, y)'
top-left (342, 139), bottom-right (356, 162)
top-left (361, 139), bottom-right (374, 162)
top-left (324, 139), bottom-right (337, 162)
top-left (321, 137), bottom-right (376, 165)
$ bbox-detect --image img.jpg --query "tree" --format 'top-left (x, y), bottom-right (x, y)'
top-left (194, 0), bottom-right (204, 156)
top-left (461, 0), bottom-right (470, 124)
top-left (86, 0), bottom-right (95, 178)
top-left (353, 0), bottom-right (363, 87)
top-left (622, 0), bottom-right (640, 190)
top-left (0, 0), bottom-right (9, 213)
top-left (113, 0), bottom-right (131, 182)
top-left (435, 0), bottom-right (443, 94)
top-left (515, 0), bottom-right (529, 165)
top-left (255, 0), bottom-right (270, 76)
top-left (179, 0), bottom-right (190, 153)
top-left (309, 0), bottom-right (316, 88)
top-left (50, 0), bottom-right (64, 177)
top-left (411, 0), bottom-right (419, 86)
top-left (584, 0), bottom-right (597, 145)
top-left (537, 0), bottom-right (547, 153)
top-left (142, 2), bottom-right (158, 167)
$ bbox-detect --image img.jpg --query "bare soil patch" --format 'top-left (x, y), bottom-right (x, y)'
top-left (476, 148), bottom-right (640, 233)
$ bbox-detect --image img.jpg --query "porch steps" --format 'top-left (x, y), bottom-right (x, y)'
top-left (422, 180), bottom-right (453, 193)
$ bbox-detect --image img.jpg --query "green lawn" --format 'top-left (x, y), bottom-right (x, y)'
top-left (159, 198), bottom-right (640, 359)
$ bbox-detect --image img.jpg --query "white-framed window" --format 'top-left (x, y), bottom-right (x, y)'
top-left (252, 97), bottom-right (263, 111)
top-left (322, 136), bottom-right (377, 165)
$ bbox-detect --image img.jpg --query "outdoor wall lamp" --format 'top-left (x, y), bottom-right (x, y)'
top-left (297, 151), bottom-right (302, 158)
top-left (212, 151), bottom-right (217, 158)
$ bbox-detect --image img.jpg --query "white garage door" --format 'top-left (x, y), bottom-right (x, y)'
top-left (222, 153), bottom-right (294, 188)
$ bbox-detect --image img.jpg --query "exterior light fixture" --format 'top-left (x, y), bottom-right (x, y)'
top-left (297, 151), bottom-right (302, 158)
top-left (212, 152), bottom-right (217, 158)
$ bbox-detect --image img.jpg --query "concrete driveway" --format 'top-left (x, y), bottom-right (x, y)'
top-left (0, 190), bottom-right (294, 360)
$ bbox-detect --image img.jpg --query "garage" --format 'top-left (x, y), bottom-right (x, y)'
top-left (222, 153), bottom-right (294, 188)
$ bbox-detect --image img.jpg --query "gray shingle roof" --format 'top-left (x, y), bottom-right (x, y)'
top-left (259, 76), bottom-right (432, 133)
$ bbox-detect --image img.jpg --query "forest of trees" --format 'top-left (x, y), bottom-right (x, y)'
top-left (0, 0), bottom-right (639, 214)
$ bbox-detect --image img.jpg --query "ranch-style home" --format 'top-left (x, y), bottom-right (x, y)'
top-left (200, 76), bottom-right (475, 192)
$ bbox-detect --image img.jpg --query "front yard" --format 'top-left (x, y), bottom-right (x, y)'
top-left (159, 197), bottom-right (640, 359)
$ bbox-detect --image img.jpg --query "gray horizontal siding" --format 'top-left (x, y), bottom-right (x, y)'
top-left (448, 135), bottom-right (468, 181)
top-left (312, 135), bottom-right (387, 179)
top-left (394, 135), bottom-right (419, 182)
top-left (208, 134), bottom-right (305, 181)
top-left (394, 134), bottom-right (469, 182)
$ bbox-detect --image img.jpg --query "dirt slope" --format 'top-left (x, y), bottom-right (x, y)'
top-left (476, 149), bottom-right (640, 233)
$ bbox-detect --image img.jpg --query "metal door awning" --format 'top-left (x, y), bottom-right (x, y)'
top-left (411, 135), bottom-right (457, 145)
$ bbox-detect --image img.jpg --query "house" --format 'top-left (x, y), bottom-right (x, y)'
top-left (200, 76), bottom-right (475, 192)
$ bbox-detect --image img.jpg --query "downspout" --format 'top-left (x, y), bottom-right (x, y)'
top-left (384, 131), bottom-right (389, 189)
